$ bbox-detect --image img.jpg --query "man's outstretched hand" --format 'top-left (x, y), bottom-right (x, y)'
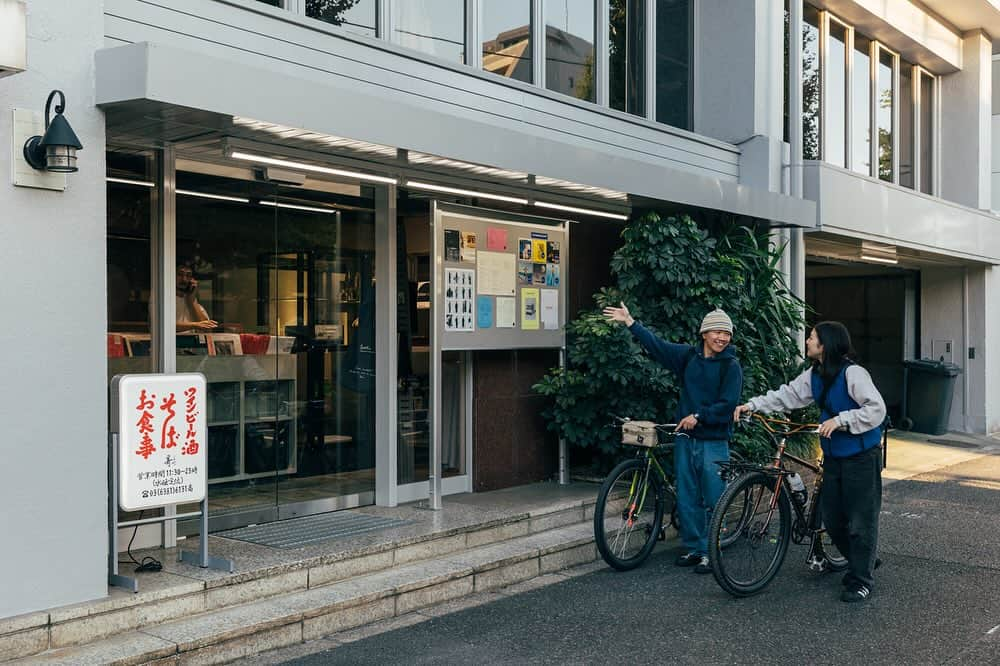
top-left (602, 301), bottom-right (635, 328)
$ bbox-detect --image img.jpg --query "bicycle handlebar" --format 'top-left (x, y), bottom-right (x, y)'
top-left (608, 414), bottom-right (680, 431)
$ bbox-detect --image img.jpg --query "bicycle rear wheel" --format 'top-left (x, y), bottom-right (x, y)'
top-left (594, 458), bottom-right (665, 571)
top-left (709, 471), bottom-right (791, 596)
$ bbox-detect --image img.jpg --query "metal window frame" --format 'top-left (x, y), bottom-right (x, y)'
top-left (872, 41), bottom-right (899, 183)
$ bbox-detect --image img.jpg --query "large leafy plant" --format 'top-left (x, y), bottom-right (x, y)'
top-left (534, 212), bottom-right (811, 469)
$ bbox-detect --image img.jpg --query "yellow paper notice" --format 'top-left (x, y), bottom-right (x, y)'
top-left (521, 288), bottom-right (539, 330)
top-left (532, 239), bottom-right (547, 264)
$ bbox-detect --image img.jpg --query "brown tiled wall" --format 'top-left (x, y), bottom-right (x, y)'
top-left (472, 349), bottom-right (560, 491)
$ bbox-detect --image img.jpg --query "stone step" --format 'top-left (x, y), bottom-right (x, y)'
top-left (0, 497), bottom-right (602, 662)
top-left (12, 522), bottom-right (601, 665)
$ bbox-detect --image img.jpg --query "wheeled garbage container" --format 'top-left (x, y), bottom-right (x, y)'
top-left (902, 359), bottom-right (962, 435)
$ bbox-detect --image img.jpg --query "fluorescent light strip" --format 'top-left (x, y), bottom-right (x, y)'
top-left (405, 181), bottom-right (529, 204)
top-left (259, 200), bottom-right (336, 214)
top-left (106, 177), bottom-right (155, 188)
top-left (859, 254), bottom-right (899, 265)
top-left (231, 151), bottom-right (397, 184)
top-left (534, 201), bottom-right (629, 221)
top-left (176, 189), bottom-right (250, 203)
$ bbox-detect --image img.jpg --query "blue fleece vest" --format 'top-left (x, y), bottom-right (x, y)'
top-left (810, 364), bottom-right (882, 459)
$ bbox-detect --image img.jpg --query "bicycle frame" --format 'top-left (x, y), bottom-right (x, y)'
top-left (734, 413), bottom-right (840, 571)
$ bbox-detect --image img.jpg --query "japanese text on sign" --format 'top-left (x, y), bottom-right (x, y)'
top-left (114, 373), bottom-right (207, 511)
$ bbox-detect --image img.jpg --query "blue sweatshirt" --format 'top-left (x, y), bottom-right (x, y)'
top-left (628, 321), bottom-right (743, 440)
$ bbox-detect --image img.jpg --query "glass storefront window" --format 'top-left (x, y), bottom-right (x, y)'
top-left (307, 0), bottom-right (377, 38)
top-left (173, 165), bottom-right (376, 527)
top-left (877, 48), bottom-right (895, 182)
top-left (609, 0), bottom-right (645, 117)
top-left (545, 0), bottom-right (596, 102)
top-left (898, 61), bottom-right (915, 188)
top-left (850, 34), bottom-right (872, 175)
top-left (824, 19), bottom-right (847, 168)
top-left (481, 0), bottom-right (531, 83)
top-left (656, 0), bottom-right (691, 129)
top-left (107, 150), bottom-right (155, 376)
top-left (919, 71), bottom-right (935, 194)
top-left (391, 0), bottom-right (465, 63)
top-left (802, 5), bottom-right (821, 160)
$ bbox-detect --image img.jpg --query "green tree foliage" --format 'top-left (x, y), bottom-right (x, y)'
top-left (534, 212), bottom-right (811, 469)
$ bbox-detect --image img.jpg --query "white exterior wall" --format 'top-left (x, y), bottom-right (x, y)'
top-left (0, 0), bottom-right (108, 617)
top-left (920, 269), bottom-right (973, 433)
top-left (985, 266), bottom-right (1000, 433)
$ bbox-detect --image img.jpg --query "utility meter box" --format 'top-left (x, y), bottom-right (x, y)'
top-left (0, 1), bottom-right (27, 78)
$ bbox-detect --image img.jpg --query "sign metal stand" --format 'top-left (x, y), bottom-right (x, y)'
top-left (109, 374), bottom-right (234, 592)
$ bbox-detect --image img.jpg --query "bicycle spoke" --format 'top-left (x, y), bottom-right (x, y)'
top-left (594, 459), bottom-right (664, 570)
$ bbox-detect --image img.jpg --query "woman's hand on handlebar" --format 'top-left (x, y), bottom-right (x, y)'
top-left (733, 403), bottom-right (754, 423)
top-left (817, 417), bottom-right (841, 438)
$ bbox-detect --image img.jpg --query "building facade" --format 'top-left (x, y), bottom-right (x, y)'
top-left (0, 0), bottom-right (997, 620)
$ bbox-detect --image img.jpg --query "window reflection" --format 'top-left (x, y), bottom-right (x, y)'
top-left (877, 49), bottom-right (894, 181)
top-left (802, 5), bottom-right (821, 160)
top-left (851, 35), bottom-right (872, 175)
top-left (392, 0), bottom-right (465, 63)
top-left (898, 62), bottom-right (915, 188)
top-left (545, 0), bottom-right (596, 102)
top-left (656, 0), bottom-right (690, 129)
top-left (825, 20), bottom-right (847, 167)
top-left (307, 0), bottom-right (377, 38)
top-left (481, 1), bottom-right (532, 83)
top-left (610, 0), bottom-right (645, 116)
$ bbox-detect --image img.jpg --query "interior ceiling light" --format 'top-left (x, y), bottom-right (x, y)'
top-left (259, 200), bottom-right (336, 214)
top-left (859, 254), bottom-right (899, 265)
top-left (405, 180), bottom-right (529, 204)
top-left (534, 200), bottom-right (629, 221)
top-left (106, 177), bottom-right (155, 188)
top-left (176, 189), bottom-right (250, 203)
top-left (231, 151), bottom-right (397, 184)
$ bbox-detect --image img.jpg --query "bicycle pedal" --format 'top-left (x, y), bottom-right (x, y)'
top-left (807, 555), bottom-right (827, 572)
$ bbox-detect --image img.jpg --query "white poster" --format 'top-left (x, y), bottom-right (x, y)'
top-left (444, 268), bottom-right (475, 331)
top-left (476, 251), bottom-right (516, 296)
top-left (540, 288), bottom-right (559, 330)
top-left (495, 296), bottom-right (516, 328)
top-left (115, 373), bottom-right (208, 511)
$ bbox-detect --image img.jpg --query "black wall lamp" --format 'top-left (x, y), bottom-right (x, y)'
top-left (23, 90), bottom-right (83, 173)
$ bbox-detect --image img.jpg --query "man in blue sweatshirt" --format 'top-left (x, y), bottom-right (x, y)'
top-left (603, 302), bottom-right (743, 574)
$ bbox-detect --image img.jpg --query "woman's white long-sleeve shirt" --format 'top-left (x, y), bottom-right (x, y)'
top-left (746, 366), bottom-right (886, 434)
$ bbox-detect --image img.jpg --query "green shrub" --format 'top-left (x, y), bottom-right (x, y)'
top-left (534, 211), bottom-right (816, 471)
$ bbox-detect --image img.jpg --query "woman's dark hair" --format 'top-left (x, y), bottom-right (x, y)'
top-left (812, 321), bottom-right (855, 385)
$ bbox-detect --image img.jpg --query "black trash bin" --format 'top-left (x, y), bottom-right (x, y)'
top-left (902, 359), bottom-right (963, 435)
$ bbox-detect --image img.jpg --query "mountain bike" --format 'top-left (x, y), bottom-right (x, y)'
top-left (708, 413), bottom-right (848, 597)
top-left (594, 416), bottom-right (744, 571)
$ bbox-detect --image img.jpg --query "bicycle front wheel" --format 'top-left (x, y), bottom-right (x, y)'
top-left (594, 458), bottom-right (665, 571)
top-left (709, 472), bottom-right (791, 596)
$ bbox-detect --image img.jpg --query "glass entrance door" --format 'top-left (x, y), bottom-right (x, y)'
top-left (173, 162), bottom-right (376, 532)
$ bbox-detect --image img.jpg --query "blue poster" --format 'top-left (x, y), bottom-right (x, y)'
top-left (477, 296), bottom-right (494, 329)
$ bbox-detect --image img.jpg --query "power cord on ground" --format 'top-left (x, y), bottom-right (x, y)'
top-left (116, 510), bottom-right (163, 573)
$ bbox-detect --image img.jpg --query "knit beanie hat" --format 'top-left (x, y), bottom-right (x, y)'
top-left (700, 308), bottom-right (734, 335)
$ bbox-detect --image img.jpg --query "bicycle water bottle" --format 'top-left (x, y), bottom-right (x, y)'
top-left (788, 473), bottom-right (807, 508)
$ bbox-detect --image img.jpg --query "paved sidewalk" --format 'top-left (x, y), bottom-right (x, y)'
top-left (883, 429), bottom-right (999, 486)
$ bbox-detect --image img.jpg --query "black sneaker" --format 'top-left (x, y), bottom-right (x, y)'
top-left (841, 583), bottom-right (871, 602)
top-left (693, 556), bottom-right (712, 574)
top-left (675, 552), bottom-right (701, 567)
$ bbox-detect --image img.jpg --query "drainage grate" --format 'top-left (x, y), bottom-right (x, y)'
top-left (216, 512), bottom-right (411, 549)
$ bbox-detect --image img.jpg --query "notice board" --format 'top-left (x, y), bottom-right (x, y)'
top-left (435, 203), bottom-right (567, 351)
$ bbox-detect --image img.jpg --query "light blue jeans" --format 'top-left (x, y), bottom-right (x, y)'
top-left (674, 435), bottom-right (730, 556)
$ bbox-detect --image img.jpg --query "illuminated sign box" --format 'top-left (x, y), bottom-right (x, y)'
top-left (0, 0), bottom-right (27, 78)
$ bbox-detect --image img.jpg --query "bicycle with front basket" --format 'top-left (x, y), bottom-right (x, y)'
top-left (594, 416), bottom-right (745, 571)
top-left (708, 413), bottom-right (848, 597)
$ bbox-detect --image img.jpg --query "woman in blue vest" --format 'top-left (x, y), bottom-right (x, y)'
top-left (734, 321), bottom-right (886, 603)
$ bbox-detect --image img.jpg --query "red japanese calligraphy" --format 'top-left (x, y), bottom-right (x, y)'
top-left (134, 389), bottom-right (156, 460)
top-left (159, 392), bottom-right (178, 449)
top-left (182, 386), bottom-right (200, 456)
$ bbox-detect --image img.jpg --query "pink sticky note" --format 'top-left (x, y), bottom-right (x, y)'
top-left (487, 227), bottom-right (508, 251)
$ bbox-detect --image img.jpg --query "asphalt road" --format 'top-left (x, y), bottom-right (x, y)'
top-left (282, 453), bottom-right (1000, 665)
